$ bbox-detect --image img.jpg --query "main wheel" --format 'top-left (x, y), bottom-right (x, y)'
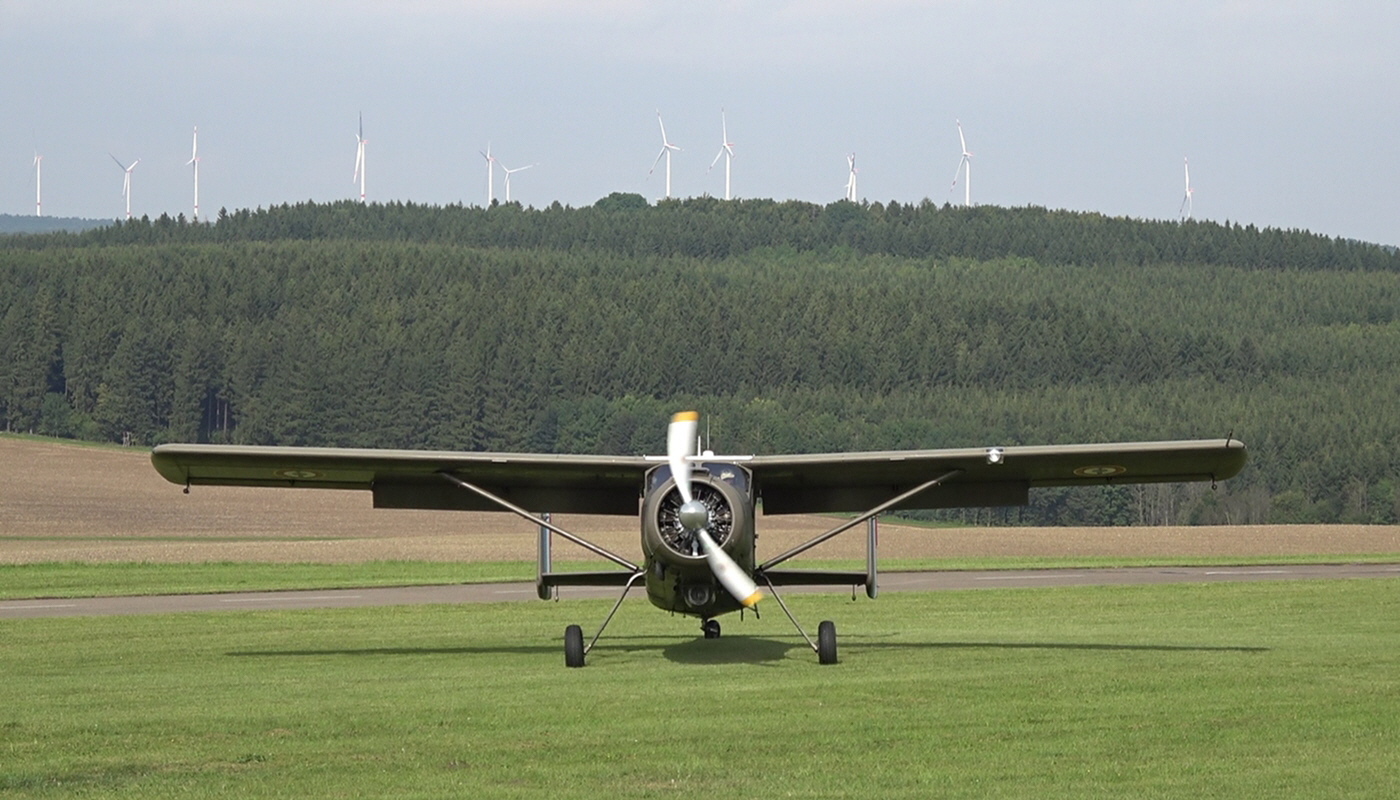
top-left (817, 620), bottom-right (838, 665)
top-left (564, 624), bottom-right (585, 668)
top-left (702, 619), bottom-right (722, 639)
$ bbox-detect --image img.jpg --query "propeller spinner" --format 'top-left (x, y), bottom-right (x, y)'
top-left (667, 411), bottom-right (762, 608)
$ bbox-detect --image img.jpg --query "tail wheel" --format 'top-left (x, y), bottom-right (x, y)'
top-left (817, 620), bottom-right (838, 665)
top-left (564, 624), bottom-right (585, 668)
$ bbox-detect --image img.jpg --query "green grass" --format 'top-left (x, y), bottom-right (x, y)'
top-left (3, 580), bottom-right (1399, 798)
top-left (3, 555), bottom-right (1399, 600)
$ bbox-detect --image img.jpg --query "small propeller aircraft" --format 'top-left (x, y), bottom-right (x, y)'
top-left (152, 412), bottom-right (1246, 666)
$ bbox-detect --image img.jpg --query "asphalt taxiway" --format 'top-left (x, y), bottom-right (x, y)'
top-left (3, 564), bottom-right (1396, 619)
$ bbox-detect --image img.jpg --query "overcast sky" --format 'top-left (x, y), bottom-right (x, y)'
top-left (2, 1), bottom-right (1396, 245)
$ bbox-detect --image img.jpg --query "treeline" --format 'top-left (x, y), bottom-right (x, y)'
top-left (7, 196), bottom-right (1398, 272)
top-left (2, 201), bottom-right (1398, 526)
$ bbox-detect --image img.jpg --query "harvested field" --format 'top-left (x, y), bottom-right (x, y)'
top-left (3, 435), bottom-right (1397, 564)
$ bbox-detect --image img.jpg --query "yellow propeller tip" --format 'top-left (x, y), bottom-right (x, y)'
top-left (742, 591), bottom-right (763, 607)
top-left (672, 411), bottom-right (700, 422)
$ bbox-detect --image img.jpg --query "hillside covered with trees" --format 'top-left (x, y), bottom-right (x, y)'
top-left (3, 199), bottom-right (1397, 526)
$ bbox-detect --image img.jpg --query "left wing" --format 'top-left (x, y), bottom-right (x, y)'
top-left (150, 444), bottom-right (650, 515)
top-left (747, 439), bottom-right (1247, 514)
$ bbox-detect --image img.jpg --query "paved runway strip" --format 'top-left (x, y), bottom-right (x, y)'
top-left (3, 564), bottom-right (1397, 619)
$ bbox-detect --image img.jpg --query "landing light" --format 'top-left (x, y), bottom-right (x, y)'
top-left (985, 447), bottom-right (1005, 465)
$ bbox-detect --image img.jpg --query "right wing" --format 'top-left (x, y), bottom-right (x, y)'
top-left (151, 444), bottom-right (651, 515)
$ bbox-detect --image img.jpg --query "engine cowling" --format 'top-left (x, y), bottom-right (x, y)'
top-left (641, 469), bottom-right (753, 568)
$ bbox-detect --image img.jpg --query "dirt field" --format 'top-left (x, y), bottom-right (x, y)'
top-left (3, 436), bottom-right (1397, 564)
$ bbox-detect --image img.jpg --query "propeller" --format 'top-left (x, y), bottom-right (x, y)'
top-left (667, 411), bottom-right (762, 608)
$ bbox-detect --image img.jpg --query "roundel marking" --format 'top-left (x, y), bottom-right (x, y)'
top-left (1074, 464), bottom-right (1127, 478)
top-left (276, 469), bottom-right (323, 480)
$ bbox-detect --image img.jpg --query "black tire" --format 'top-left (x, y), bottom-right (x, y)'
top-left (817, 620), bottom-right (838, 665)
top-left (702, 619), bottom-right (721, 639)
top-left (564, 624), bottom-right (585, 668)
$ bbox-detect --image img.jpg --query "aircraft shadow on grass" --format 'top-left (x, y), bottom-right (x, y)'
top-left (227, 636), bottom-right (1268, 666)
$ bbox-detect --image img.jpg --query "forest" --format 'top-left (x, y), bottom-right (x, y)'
top-left (2, 198), bottom-right (1398, 526)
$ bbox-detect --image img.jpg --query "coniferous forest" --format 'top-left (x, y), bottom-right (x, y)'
top-left (3, 197), bottom-right (1398, 526)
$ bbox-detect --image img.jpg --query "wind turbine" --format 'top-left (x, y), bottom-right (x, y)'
top-left (480, 143), bottom-right (497, 205)
top-left (1179, 157), bottom-right (1193, 221)
top-left (110, 154), bottom-right (139, 219)
top-left (844, 153), bottom-right (858, 202)
top-left (187, 127), bottom-right (200, 221)
top-left (500, 161), bottom-right (535, 204)
top-left (353, 114), bottom-right (367, 203)
top-left (949, 119), bottom-right (973, 207)
top-left (708, 109), bottom-right (736, 200)
top-left (32, 152), bottom-right (42, 217)
top-left (648, 111), bottom-right (681, 199)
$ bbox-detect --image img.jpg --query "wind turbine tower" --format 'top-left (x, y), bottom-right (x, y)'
top-left (187, 127), bottom-right (201, 221)
top-left (1179, 157), bottom-right (1193, 221)
top-left (708, 109), bottom-right (736, 200)
top-left (649, 111), bottom-right (681, 199)
top-left (845, 153), bottom-right (858, 202)
top-left (500, 161), bottom-right (535, 204)
top-left (481, 143), bottom-right (497, 205)
top-left (949, 120), bottom-right (973, 207)
top-left (353, 114), bottom-right (367, 203)
top-left (110, 154), bottom-right (140, 220)
top-left (33, 153), bottom-right (42, 217)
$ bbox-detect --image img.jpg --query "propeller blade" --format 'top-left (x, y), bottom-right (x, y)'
top-left (696, 528), bottom-right (762, 607)
top-left (667, 411), bottom-right (698, 503)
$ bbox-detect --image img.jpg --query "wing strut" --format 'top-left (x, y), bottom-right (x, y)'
top-left (439, 472), bottom-right (640, 572)
top-left (757, 470), bottom-right (962, 572)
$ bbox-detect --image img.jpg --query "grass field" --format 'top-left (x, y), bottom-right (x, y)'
top-left (4, 580), bottom-right (1398, 798)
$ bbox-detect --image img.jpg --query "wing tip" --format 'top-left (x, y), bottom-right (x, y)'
top-left (672, 411), bottom-right (700, 423)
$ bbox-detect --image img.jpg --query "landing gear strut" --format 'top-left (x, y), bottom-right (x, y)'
top-left (760, 574), bottom-right (839, 665)
top-left (561, 571), bottom-right (646, 668)
top-left (702, 618), bottom-right (721, 639)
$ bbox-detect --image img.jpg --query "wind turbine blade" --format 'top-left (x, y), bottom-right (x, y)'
top-left (709, 148), bottom-right (724, 171)
top-left (110, 153), bottom-right (126, 170)
top-left (649, 148), bottom-right (667, 175)
top-left (957, 119), bottom-right (968, 154)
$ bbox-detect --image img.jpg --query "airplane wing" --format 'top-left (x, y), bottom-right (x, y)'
top-left (150, 444), bottom-right (651, 515)
top-left (153, 437), bottom-right (1246, 516)
top-left (746, 439), bottom-right (1247, 513)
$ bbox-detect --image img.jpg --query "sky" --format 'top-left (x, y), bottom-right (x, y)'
top-left (2, 1), bottom-right (1397, 245)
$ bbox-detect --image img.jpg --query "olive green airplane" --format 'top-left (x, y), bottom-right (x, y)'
top-left (152, 412), bottom-right (1246, 667)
